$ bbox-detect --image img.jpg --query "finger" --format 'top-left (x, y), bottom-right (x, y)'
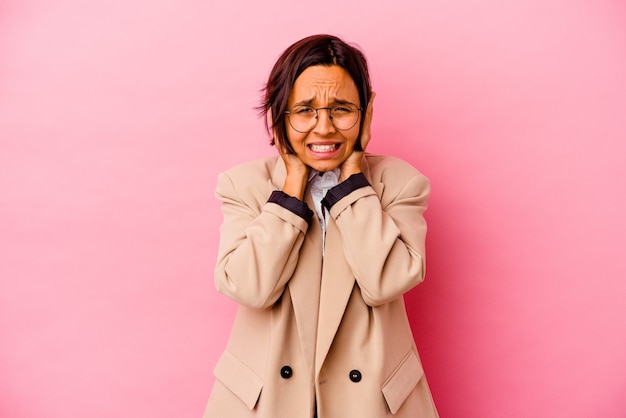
top-left (366, 91), bottom-right (375, 117)
top-left (360, 91), bottom-right (376, 150)
top-left (364, 92), bottom-right (375, 126)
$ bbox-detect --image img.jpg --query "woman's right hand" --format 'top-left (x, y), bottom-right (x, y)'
top-left (277, 140), bottom-right (309, 200)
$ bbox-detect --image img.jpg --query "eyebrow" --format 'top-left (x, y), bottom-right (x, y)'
top-left (292, 97), bottom-right (357, 107)
top-left (293, 98), bottom-right (315, 107)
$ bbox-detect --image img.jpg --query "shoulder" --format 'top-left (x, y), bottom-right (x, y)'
top-left (221, 156), bottom-right (280, 180)
top-left (216, 156), bottom-right (280, 203)
top-left (364, 153), bottom-right (428, 183)
top-left (363, 153), bottom-right (430, 205)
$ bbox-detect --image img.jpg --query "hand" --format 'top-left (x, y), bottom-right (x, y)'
top-left (340, 92), bottom-right (375, 181)
top-left (268, 107), bottom-right (309, 199)
top-left (277, 135), bottom-right (309, 200)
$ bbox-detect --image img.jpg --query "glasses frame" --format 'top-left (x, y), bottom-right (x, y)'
top-left (284, 103), bottom-right (363, 133)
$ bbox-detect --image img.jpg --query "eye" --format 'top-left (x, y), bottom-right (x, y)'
top-left (294, 106), bottom-right (314, 115)
top-left (332, 105), bottom-right (354, 114)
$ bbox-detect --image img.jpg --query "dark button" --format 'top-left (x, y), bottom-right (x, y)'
top-left (349, 369), bottom-right (362, 382)
top-left (280, 365), bottom-right (293, 379)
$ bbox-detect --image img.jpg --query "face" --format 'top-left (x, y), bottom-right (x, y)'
top-left (285, 65), bottom-right (361, 172)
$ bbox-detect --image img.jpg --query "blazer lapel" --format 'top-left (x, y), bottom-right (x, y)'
top-left (314, 219), bottom-right (356, 376)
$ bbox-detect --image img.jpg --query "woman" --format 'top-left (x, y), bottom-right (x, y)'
top-left (203, 34), bottom-right (439, 418)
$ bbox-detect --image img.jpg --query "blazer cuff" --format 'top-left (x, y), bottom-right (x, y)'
top-left (321, 173), bottom-right (370, 210)
top-left (268, 190), bottom-right (314, 221)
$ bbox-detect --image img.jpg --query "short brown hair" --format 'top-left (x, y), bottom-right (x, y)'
top-left (260, 34), bottom-right (372, 153)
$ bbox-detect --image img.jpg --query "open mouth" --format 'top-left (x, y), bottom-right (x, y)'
top-left (309, 144), bottom-right (340, 152)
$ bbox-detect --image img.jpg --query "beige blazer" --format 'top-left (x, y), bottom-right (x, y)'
top-left (203, 153), bottom-right (438, 418)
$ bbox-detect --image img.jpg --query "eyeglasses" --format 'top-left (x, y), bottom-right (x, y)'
top-left (285, 103), bottom-right (362, 133)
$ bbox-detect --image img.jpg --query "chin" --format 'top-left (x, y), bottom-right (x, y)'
top-left (310, 162), bottom-right (340, 173)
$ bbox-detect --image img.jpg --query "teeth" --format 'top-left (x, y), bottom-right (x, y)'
top-left (310, 144), bottom-right (337, 152)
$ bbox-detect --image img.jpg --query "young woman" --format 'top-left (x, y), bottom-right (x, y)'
top-left (203, 34), bottom-right (439, 418)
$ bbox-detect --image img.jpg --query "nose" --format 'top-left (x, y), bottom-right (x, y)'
top-left (312, 108), bottom-right (336, 135)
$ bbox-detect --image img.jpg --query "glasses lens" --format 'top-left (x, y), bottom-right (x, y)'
top-left (288, 106), bottom-right (316, 133)
top-left (330, 104), bottom-right (360, 130)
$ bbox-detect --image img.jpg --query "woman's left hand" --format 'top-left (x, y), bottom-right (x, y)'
top-left (340, 92), bottom-right (375, 181)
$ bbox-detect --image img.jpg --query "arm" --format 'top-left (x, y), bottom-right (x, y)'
top-left (329, 92), bottom-right (429, 305)
top-left (214, 171), bottom-right (313, 309)
top-left (324, 169), bottom-right (430, 306)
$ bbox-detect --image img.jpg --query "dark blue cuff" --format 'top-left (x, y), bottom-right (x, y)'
top-left (321, 173), bottom-right (370, 210)
top-left (268, 190), bottom-right (314, 221)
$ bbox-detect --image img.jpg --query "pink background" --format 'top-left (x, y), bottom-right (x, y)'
top-left (1, 0), bottom-right (625, 417)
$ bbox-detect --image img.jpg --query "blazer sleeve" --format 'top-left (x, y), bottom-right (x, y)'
top-left (327, 166), bottom-right (430, 307)
top-left (214, 171), bottom-right (311, 309)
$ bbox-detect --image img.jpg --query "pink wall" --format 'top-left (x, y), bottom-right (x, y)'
top-left (1, 0), bottom-right (625, 417)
